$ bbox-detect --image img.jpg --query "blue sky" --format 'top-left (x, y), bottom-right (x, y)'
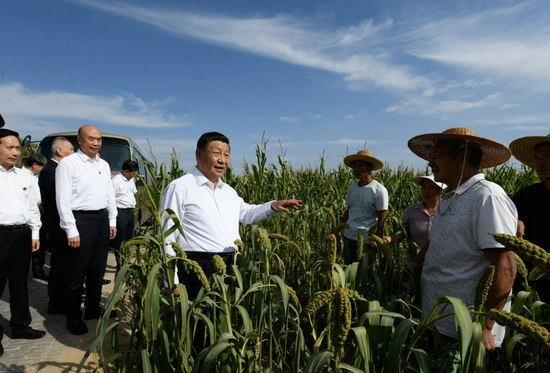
top-left (1, 0), bottom-right (549, 173)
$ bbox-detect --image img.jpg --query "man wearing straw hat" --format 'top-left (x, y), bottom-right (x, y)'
top-left (509, 134), bottom-right (550, 303)
top-left (341, 150), bottom-right (388, 265)
top-left (408, 128), bottom-right (517, 352)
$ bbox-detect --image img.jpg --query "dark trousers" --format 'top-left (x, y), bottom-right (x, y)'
top-left (31, 205), bottom-right (47, 274)
top-left (47, 224), bottom-right (72, 312)
top-left (113, 208), bottom-right (135, 270)
top-left (0, 227), bottom-right (32, 340)
top-left (65, 211), bottom-right (110, 321)
top-left (177, 251), bottom-right (234, 353)
top-left (176, 252), bottom-right (234, 301)
top-left (343, 237), bottom-right (374, 267)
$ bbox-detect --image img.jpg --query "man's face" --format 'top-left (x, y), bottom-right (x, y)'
top-left (58, 140), bottom-right (75, 158)
top-left (533, 143), bottom-right (550, 180)
top-left (196, 140), bottom-right (230, 183)
top-left (0, 136), bottom-right (21, 170)
top-left (351, 160), bottom-right (372, 179)
top-left (428, 142), bottom-right (462, 187)
top-left (77, 126), bottom-right (102, 158)
top-left (122, 169), bottom-right (138, 181)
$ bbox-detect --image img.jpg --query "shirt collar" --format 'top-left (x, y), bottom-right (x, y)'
top-left (76, 149), bottom-right (99, 163)
top-left (442, 173), bottom-right (485, 197)
top-left (192, 166), bottom-right (224, 189)
top-left (0, 164), bottom-right (18, 173)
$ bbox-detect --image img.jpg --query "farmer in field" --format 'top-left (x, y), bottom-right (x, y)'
top-left (161, 131), bottom-right (302, 300)
top-left (341, 150), bottom-right (388, 264)
top-left (385, 174), bottom-right (446, 264)
top-left (509, 134), bottom-right (550, 303)
top-left (408, 127), bottom-right (517, 352)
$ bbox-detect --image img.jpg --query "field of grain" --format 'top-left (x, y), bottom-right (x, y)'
top-left (86, 144), bottom-right (548, 373)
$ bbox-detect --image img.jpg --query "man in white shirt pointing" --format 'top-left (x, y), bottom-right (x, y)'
top-left (161, 131), bottom-right (302, 300)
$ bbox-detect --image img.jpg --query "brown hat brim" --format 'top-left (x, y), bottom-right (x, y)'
top-left (343, 154), bottom-right (384, 170)
top-left (509, 135), bottom-right (550, 168)
top-left (408, 132), bottom-right (511, 169)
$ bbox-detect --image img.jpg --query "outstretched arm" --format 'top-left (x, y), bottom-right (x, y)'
top-left (271, 199), bottom-right (302, 212)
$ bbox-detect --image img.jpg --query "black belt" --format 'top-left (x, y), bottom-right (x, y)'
top-left (0, 224), bottom-right (29, 231)
top-left (73, 209), bottom-right (107, 215)
top-left (186, 251), bottom-right (234, 260)
top-left (117, 207), bottom-right (134, 210)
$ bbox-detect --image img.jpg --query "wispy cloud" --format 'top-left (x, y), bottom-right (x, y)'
top-left (0, 82), bottom-right (188, 134)
top-left (70, 0), bottom-right (434, 93)
top-left (405, 2), bottom-right (550, 87)
top-left (345, 110), bottom-right (368, 119)
top-left (420, 93), bottom-right (501, 114)
top-left (280, 116), bottom-right (297, 122)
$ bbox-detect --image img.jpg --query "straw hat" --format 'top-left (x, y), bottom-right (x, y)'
top-left (509, 134), bottom-right (550, 168)
top-left (412, 174), bottom-right (447, 190)
top-left (407, 127), bottom-right (511, 169)
top-left (343, 150), bottom-right (384, 170)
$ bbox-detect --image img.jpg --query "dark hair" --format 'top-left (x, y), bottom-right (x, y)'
top-left (23, 152), bottom-right (47, 167)
top-left (122, 160), bottom-right (139, 172)
top-left (534, 141), bottom-right (550, 151)
top-left (0, 128), bottom-right (19, 143)
top-left (435, 139), bottom-right (482, 170)
top-left (197, 132), bottom-right (230, 151)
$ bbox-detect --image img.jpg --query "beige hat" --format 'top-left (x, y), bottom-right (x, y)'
top-left (343, 150), bottom-right (384, 170)
top-left (407, 127), bottom-right (511, 169)
top-left (509, 134), bottom-right (550, 168)
top-left (413, 174), bottom-right (447, 189)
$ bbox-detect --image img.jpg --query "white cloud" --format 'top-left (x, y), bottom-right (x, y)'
top-left (280, 116), bottom-right (297, 122)
top-left (345, 110), bottom-right (368, 119)
top-left (405, 2), bottom-right (550, 88)
top-left (499, 104), bottom-right (519, 110)
top-left (0, 82), bottom-right (188, 136)
top-left (70, 0), bottom-right (434, 93)
top-left (506, 125), bottom-right (550, 132)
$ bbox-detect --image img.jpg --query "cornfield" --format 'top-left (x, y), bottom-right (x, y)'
top-left (81, 142), bottom-right (549, 373)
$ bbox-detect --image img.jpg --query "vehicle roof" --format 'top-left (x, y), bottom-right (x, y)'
top-left (41, 131), bottom-right (133, 140)
top-left (40, 131), bottom-right (146, 155)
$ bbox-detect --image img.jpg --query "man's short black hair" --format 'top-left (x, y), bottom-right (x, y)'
top-left (122, 160), bottom-right (139, 172)
top-left (0, 128), bottom-right (19, 143)
top-left (197, 132), bottom-right (230, 151)
top-left (23, 152), bottom-right (47, 167)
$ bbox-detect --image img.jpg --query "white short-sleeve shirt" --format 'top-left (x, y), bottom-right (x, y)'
top-left (343, 179), bottom-right (388, 243)
top-left (421, 173), bottom-right (517, 346)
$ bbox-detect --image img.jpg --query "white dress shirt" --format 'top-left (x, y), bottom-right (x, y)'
top-left (111, 172), bottom-right (137, 208)
top-left (161, 167), bottom-right (276, 259)
top-left (55, 149), bottom-right (117, 239)
top-left (21, 167), bottom-right (41, 204)
top-left (0, 165), bottom-right (41, 239)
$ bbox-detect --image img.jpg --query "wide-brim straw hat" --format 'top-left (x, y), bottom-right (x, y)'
top-left (413, 174), bottom-right (447, 190)
top-left (407, 127), bottom-right (511, 169)
top-left (343, 150), bottom-right (384, 170)
top-left (509, 134), bottom-right (550, 168)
